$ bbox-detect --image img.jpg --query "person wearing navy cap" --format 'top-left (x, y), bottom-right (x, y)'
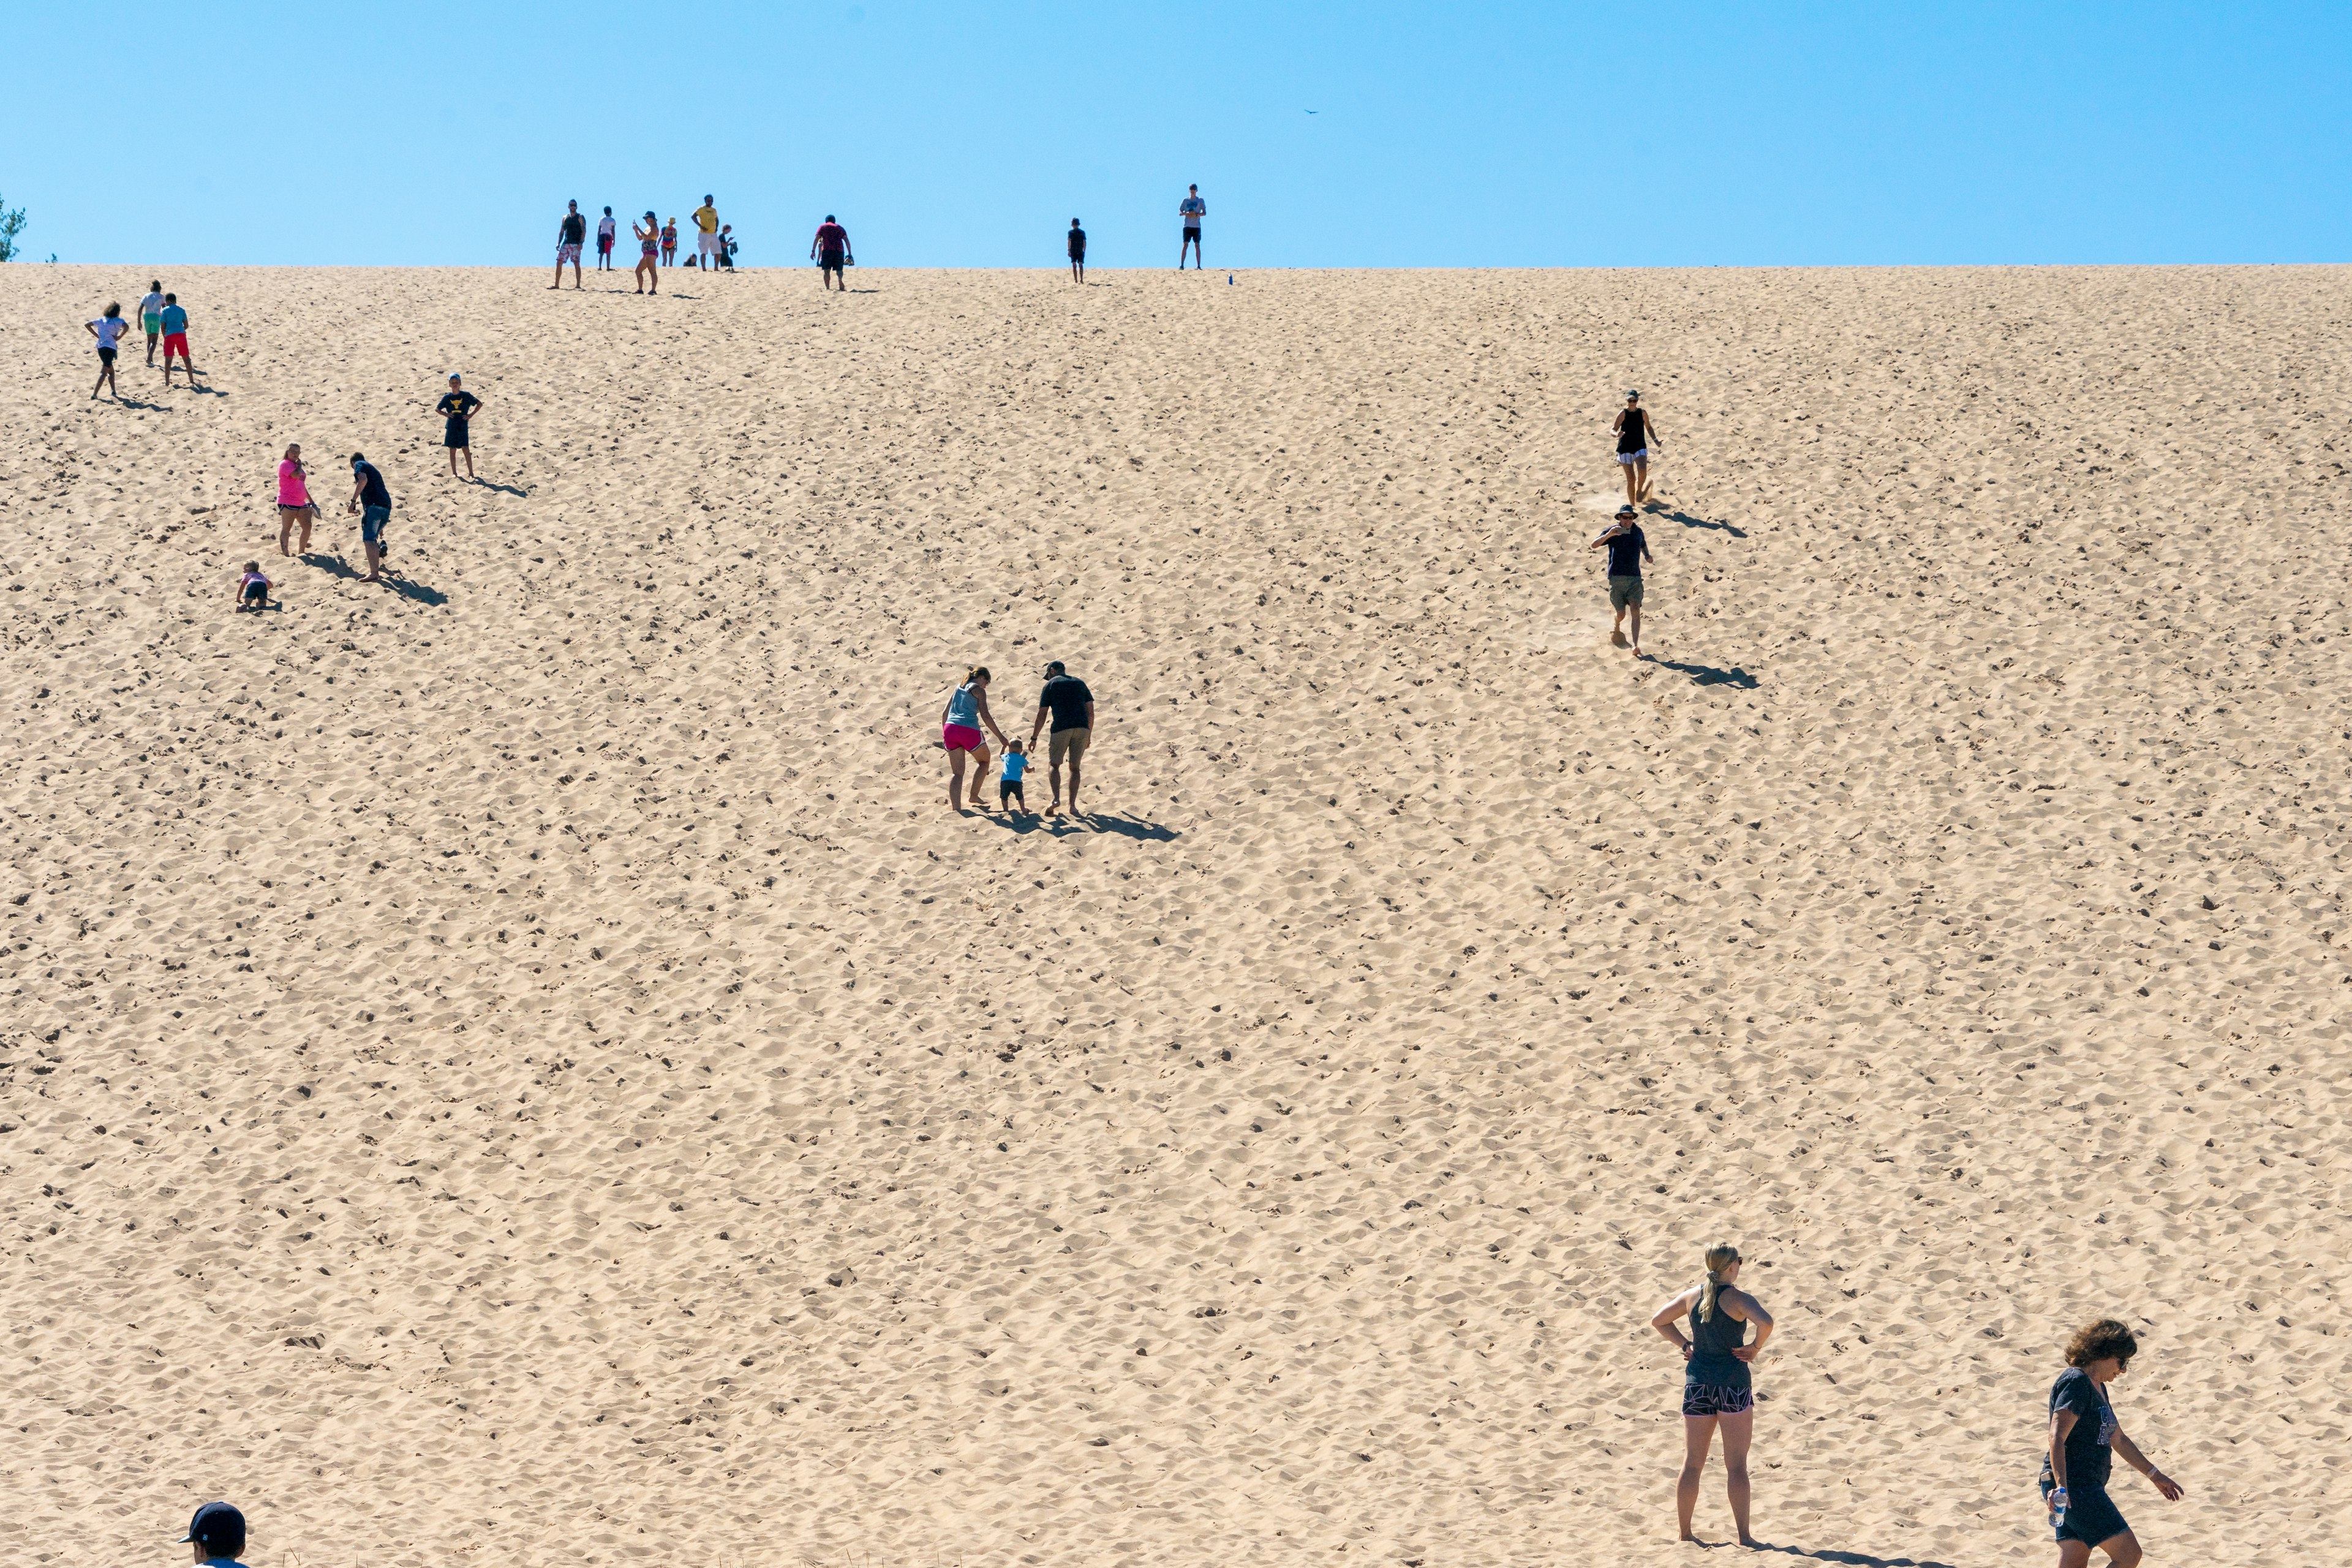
top-left (181, 1502), bottom-right (248, 1568)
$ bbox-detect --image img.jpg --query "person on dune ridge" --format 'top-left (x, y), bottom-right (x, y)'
top-left (552, 200), bottom-right (587, 289)
top-left (813, 216), bottom-right (852, 290)
top-left (634, 211), bottom-right (661, 294)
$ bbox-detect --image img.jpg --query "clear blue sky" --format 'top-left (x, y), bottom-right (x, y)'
top-left (4, 1), bottom-right (2345, 267)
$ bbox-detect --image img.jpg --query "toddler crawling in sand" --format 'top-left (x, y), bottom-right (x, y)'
top-left (233, 561), bottom-right (271, 612)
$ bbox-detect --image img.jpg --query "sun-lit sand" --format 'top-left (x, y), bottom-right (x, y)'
top-left (3, 263), bottom-right (2348, 1566)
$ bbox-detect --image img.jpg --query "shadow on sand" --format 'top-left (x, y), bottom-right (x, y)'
top-left (383, 574), bottom-right (449, 607)
top-left (1656, 658), bottom-right (1759, 690)
top-left (1739, 1544), bottom-right (1957, 1568)
top-left (1649, 506), bottom-right (1747, 537)
top-left (981, 809), bottom-right (1178, 842)
top-left (470, 479), bottom-right (529, 497)
top-left (111, 394), bottom-right (171, 412)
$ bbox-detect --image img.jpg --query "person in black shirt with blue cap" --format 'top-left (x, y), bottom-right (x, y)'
top-left (180, 1501), bottom-right (249, 1568)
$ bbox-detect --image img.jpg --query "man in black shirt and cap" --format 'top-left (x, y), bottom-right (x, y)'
top-left (1589, 504), bottom-right (1653, 658)
top-left (347, 451), bottom-right (394, 584)
top-left (1030, 660), bottom-right (1096, 816)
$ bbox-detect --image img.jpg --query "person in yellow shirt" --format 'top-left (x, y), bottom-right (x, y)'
top-left (692, 197), bottom-right (720, 269)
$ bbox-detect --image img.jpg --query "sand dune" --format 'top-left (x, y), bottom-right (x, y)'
top-left (2, 263), bottom-right (2349, 1566)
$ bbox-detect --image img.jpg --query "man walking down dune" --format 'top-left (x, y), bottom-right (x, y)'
top-left (1590, 505), bottom-right (1652, 658)
top-left (1031, 660), bottom-right (1096, 816)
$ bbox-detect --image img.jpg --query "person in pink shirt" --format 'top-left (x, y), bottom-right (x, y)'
top-left (276, 442), bottom-right (318, 556)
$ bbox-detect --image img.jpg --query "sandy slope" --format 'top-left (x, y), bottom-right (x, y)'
top-left (2, 263), bottom-right (2350, 1567)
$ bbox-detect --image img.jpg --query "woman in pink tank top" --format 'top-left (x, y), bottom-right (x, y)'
top-left (277, 442), bottom-right (317, 556)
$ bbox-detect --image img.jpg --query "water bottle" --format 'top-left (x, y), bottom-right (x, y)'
top-left (2050, 1486), bottom-right (2068, 1533)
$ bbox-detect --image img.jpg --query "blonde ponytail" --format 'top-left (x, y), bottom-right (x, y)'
top-left (1697, 1242), bottom-right (1741, 1323)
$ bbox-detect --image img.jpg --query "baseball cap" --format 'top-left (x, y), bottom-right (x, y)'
top-left (1624, 389), bottom-right (1640, 399)
top-left (1044, 660), bottom-right (1066, 674)
top-left (181, 1501), bottom-right (246, 1558)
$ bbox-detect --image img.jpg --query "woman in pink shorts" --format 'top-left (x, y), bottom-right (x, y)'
top-left (940, 666), bottom-right (1008, 813)
top-left (276, 442), bottom-right (318, 556)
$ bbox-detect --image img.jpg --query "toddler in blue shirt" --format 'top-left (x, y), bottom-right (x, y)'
top-left (1000, 739), bottom-right (1030, 810)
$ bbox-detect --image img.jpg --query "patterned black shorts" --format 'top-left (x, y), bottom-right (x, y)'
top-left (1683, 1382), bottom-right (1754, 1417)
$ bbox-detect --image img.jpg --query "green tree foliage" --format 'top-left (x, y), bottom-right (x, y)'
top-left (0, 198), bottom-right (27, 262)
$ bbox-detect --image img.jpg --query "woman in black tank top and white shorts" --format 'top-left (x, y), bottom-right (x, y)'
top-left (1651, 1243), bottom-right (1773, 1545)
top-left (1614, 389), bottom-right (1662, 507)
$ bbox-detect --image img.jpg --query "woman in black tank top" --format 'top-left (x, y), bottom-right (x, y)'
top-left (1613, 389), bottom-right (1664, 507)
top-left (1650, 1242), bottom-right (1774, 1546)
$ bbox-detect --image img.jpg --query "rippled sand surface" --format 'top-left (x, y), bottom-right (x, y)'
top-left (4, 264), bottom-right (2348, 1566)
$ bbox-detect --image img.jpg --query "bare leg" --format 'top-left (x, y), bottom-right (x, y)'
top-left (280, 510), bottom-right (295, 556)
top-left (2056, 1542), bottom-right (2094, 1568)
top-left (363, 537), bottom-right (383, 583)
top-left (948, 748), bottom-right (970, 811)
top-left (1717, 1407), bottom-right (1755, 1545)
top-left (1067, 753), bottom-right (1083, 815)
top-left (1636, 456), bottom-right (1652, 503)
top-left (145, 331), bottom-right (158, 365)
top-left (2097, 1531), bottom-right (2142, 1568)
top-left (1629, 601), bottom-right (1644, 658)
top-left (462, 447), bottom-right (475, 480)
top-left (300, 506), bottom-right (315, 552)
top-left (969, 744), bottom-right (993, 810)
top-left (1047, 761), bottom-right (1064, 813)
top-left (1622, 460), bottom-right (1638, 505)
top-left (1678, 1415), bottom-right (1716, 1540)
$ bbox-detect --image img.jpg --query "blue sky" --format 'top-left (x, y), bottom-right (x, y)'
top-left (4, 1), bottom-right (2345, 267)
